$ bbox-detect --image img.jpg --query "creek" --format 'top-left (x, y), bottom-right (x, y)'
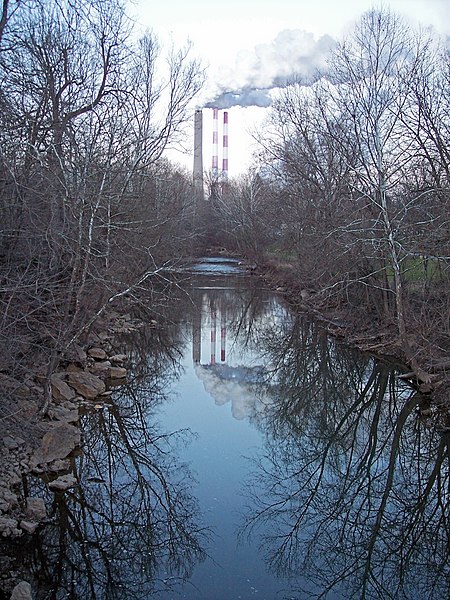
top-left (9, 257), bottom-right (450, 599)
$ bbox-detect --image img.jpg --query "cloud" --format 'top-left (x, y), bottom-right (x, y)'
top-left (206, 29), bottom-right (336, 108)
top-left (204, 88), bottom-right (272, 109)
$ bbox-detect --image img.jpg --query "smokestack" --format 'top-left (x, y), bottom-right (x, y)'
top-left (212, 107), bottom-right (219, 176)
top-left (222, 111), bottom-right (228, 181)
top-left (193, 109), bottom-right (204, 201)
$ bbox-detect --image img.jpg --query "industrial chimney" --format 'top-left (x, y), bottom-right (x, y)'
top-left (193, 109), bottom-right (204, 201)
top-left (222, 111), bottom-right (229, 181)
top-left (212, 107), bottom-right (219, 177)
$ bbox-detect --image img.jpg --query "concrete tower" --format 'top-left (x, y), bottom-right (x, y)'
top-left (193, 109), bottom-right (204, 201)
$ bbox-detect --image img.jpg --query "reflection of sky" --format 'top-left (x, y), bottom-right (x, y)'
top-left (195, 364), bottom-right (270, 420)
top-left (156, 277), bottom-right (290, 599)
top-left (192, 285), bottom-right (281, 421)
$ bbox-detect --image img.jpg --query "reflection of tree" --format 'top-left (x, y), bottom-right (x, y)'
top-left (24, 330), bottom-right (207, 599)
top-left (243, 314), bottom-right (449, 599)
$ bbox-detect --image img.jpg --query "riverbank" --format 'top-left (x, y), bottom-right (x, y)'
top-left (0, 255), bottom-right (448, 597)
top-left (254, 257), bottom-right (450, 410)
top-left (0, 310), bottom-right (153, 596)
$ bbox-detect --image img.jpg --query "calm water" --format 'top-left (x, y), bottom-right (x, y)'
top-left (8, 258), bottom-right (449, 600)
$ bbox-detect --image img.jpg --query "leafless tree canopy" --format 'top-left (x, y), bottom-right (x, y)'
top-left (0, 0), bottom-right (205, 409)
top-left (205, 8), bottom-right (449, 375)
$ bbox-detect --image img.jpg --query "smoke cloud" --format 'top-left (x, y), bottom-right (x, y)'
top-left (205, 29), bottom-right (336, 109)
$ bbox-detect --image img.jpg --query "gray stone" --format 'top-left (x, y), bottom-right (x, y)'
top-left (0, 374), bottom-right (30, 398)
top-left (109, 354), bottom-right (127, 365)
top-left (0, 489), bottom-right (18, 511)
top-left (47, 459), bottom-right (70, 473)
top-left (32, 423), bottom-right (80, 466)
top-left (48, 474), bottom-right (77, 491)
top-left (67, 371), bottom-right (105, 399)
top-left (10, 581), bottom-right (32, 600)
top-left (51, 374), bottom-right (75, 403)
top-left (89, 361), bottom-right (111, 376)
top-left (19, 520), bottom-right (39, 534)
top-left (88, 347), bottom-right (107, 360)
top-left (0, 516), bottom-right (20, 537)
top-left (109, 366), bottom-right (127, 379)
top-left (25, 497), bottom-right (46, 521)
top-left (2, 436), bottom-right (25, 450)
top-left (48, 405), bottom-right (78, 423)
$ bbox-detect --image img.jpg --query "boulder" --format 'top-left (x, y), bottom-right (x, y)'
top-left (10, 581), bottom-right (32, 600)
top-left (0, 516), bottom-right (20, 537)
top-left (88, 347), bottom-right (107, 360)
top-left (19, 520), bottom-right (39, 534)
top-left (25, 497), bottom-right (47, 521)
top-left (0, 488), bottom-right (18, 511)
top-left (109, 354), bottom-right (127, 365)
top-left (0, 374), bottom-right (30, 398)
top-left (48, 405), bottom-right (78, 423)
top-left (2, 436), bottom-right (25, 450)
top-left (109, 366), bottom-right (127, 380)
top-left (51, 374), bottom-right (75, 403)
top-left (48, 474), bottom-right (77, 491)
top-left (67, 371), bottom-right (105, 399)
top-left (32, 423), bottom-right (80, 466)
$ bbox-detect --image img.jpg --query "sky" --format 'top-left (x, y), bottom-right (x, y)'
top-left (129, 0), bottom-right (449, 177)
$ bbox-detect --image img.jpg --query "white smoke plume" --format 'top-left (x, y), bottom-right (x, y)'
top-left (205, 29), bottom-right (336, 108)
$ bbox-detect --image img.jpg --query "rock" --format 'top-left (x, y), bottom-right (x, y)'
top-left (67, 371), bottom-right (105, 399)
top-left (419, 382), bottom-right (433, 394)
top-left (109, 354), bottom-right (127, 365)
top-left (19, 520), bottom-right (39, 534)
top-left (25, 497), bottom-right (47, 521)
top-left (89, 360), bottom-right (111, 376)
top-left (48, 405), bottom-right (78, 423)
top-left (31, 423), bottom-right (80, 466)
top-left (46, 459), bottom-right (70, 473)
top-left (0, 374), bottom-right (31, 398)
top-left (109, 366), bottom-right (127, 379)
top-left (64, 343), bottom-right (87, 365)
top-left (0, 489), bottom-right (18, 511)
top-left (88, 347), bottom-right (107, 360)
top-left (2, 436), bottom-right (25, 450)
top-left (48, 474), bottom-right (77, 491)
top-left (10, 581), bottom-right (32, 600)
top-left (51, 374), bottom-right (75, 403)
top-left (0, 516), bottom-right (20, 537)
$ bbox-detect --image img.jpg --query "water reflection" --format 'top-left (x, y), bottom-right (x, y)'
top-left (242, 313), bottom-right (450, 599)
top-left (3, 259), bottom-right (447, 599)
top-left (21, 327), bottom-right (207, 599)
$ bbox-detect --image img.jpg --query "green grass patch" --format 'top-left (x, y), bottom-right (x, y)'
top-left (387, 257), bottom-right (448, 283)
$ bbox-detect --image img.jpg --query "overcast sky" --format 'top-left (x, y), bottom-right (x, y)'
top-left (129, 0), bottom-right (449, 176)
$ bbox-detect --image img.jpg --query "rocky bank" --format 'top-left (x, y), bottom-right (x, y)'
top-left (0, 311), bottom-right (148, 598)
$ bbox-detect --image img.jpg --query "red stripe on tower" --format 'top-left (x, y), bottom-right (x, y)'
top-left (222, 111), bottom-right (229, 180)
top-left (212, 108), bottom-right (219, 175)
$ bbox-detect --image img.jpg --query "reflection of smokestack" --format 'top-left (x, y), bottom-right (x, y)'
top-left (212, 108), bottom-right (219, 176)
top-left (210, 299), bottom-right (216, 365)
top-left (222, 111), bottom-right (228, 181)
top-left (192, 289), bottom-right (201, 364)
top-left (220, 304), bottom-right (226, 362)
top-left (193, 109), bottom-right (204, 201)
